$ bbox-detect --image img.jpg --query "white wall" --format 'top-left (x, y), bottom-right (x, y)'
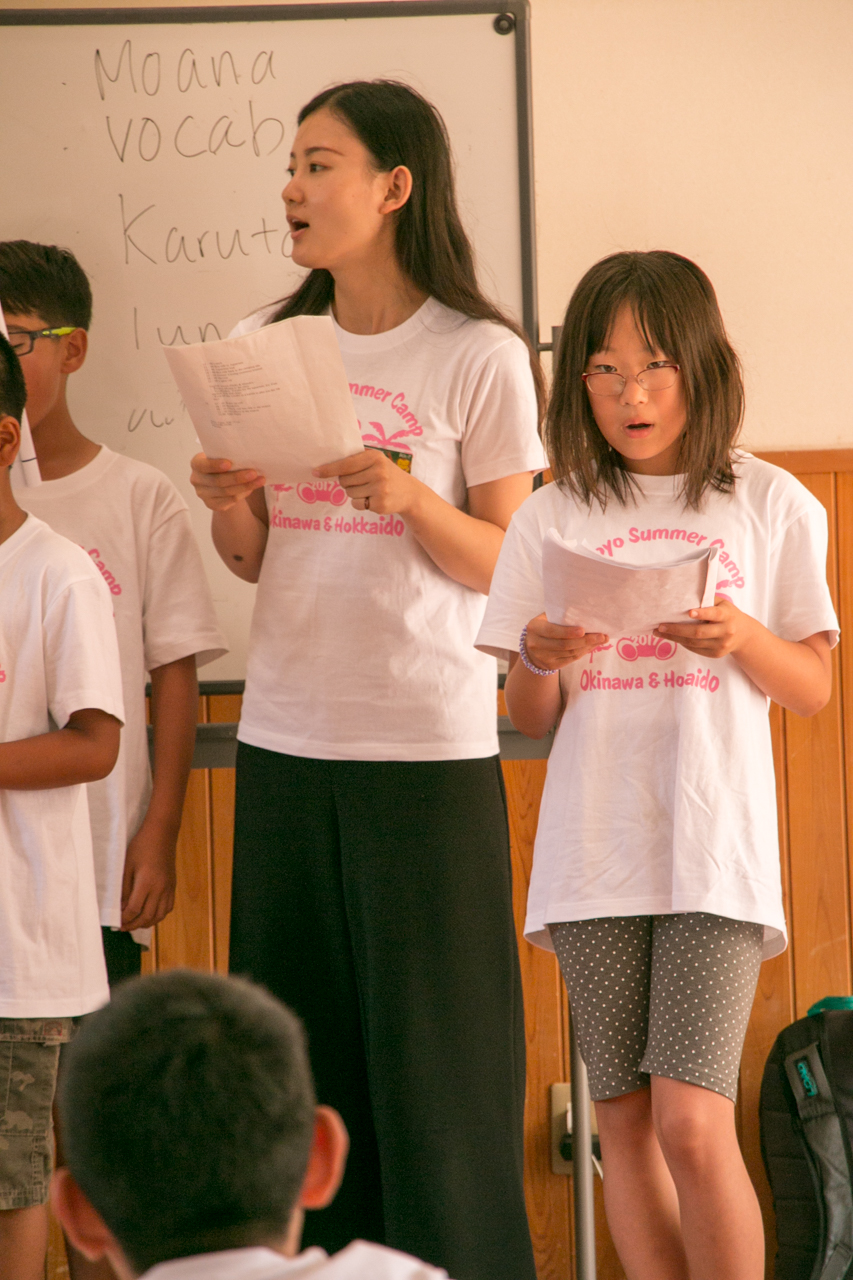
top-left (3, 0), bottom-right (850, 449)
top-left (530, 0), bottom-right (853, 449)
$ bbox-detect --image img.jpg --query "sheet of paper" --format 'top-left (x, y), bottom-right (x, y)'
top-left (163, 315), bottom-right (363, 485)
top-left (0, 304), bottom-right (41, 488)
top-left (542, 529), bottom-right (719, 636)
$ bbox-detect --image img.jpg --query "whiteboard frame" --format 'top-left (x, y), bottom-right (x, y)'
top-left (0, 0), bottom-right (539, 343)
top-left (0, 0), bottom-right (539, 695)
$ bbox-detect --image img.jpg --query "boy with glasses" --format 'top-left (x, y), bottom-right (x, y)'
top-left (0, 241), bottom-right (225, 990)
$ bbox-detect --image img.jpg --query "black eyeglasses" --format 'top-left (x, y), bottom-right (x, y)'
top-left (582, 364), bottom-right (680, 397)
top-left (6, 326), bottom-right (77, 357)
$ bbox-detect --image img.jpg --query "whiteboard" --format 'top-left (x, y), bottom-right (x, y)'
top-left (0, 1), bottom-right (536, 681)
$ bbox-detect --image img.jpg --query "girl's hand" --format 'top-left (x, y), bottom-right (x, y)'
top-left (524, 613), bottom-right (608, 671)
top-left (313, 449), bottom-right (415, 514)
top-left (190, 452), bottom-right (266, 512)
top-left (655, 596), bottom-right (754, 658)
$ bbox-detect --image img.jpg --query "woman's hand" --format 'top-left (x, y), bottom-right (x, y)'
top-left (313, 448), bottom-right (415, 514)
top-left (316, 455), bottom-right (534, 595)
top-left (655, 597), bottom-right (752, 659)
top-left (191, 453), bottom-right (269, 581)
top-left (190, 452), bottom-right (266, 512)
top-left (524, 613), bottom-right (608, 671)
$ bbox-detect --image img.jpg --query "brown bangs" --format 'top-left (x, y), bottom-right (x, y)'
top-left (545, 251), bottom-right (744, 510)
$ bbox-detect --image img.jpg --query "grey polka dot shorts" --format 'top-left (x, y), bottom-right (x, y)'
top-left (549, 913), bottom-right (764, 1102)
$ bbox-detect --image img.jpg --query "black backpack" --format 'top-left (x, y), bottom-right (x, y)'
top-left (760, 998), bottom-right (853, 1280)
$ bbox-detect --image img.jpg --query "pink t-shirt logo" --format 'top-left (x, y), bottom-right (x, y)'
top-left (616, 634), bottom-right (677, 662)
top-left (296, 481), bottom-right (347, 507)
top-left (359, 418), bottom-right (418, 452)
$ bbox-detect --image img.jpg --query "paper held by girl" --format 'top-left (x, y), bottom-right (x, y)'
top-left (542, 531), bottom-right (719, 636)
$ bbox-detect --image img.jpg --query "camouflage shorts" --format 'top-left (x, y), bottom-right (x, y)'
top-left (0, 1018), bottom-right (72, 1210)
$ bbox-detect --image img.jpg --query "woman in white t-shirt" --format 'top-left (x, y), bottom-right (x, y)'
top-left (477, 250), bottom-right (838, 1280)
top-left (190, 81), bottom-right (545, 1280)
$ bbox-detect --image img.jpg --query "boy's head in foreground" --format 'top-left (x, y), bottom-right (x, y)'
top-left (0, 331), bottom-right (25, 475)
top-left (53, 970), bottom-right (348, 1279)
top-left (0, 240), bottom-right (90, 429)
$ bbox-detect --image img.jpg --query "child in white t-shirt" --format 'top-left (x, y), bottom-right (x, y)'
top-left (53, 970), bottom-right (453, 1280)
top-left (0, 333), bottom-right (124, 1280)
top-left (0, 241), bottom-right (226, 978)
top-left (476, 251), bottom-right (838, 1280)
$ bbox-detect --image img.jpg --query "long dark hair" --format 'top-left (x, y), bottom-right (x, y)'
top-left (547, 251), bottom-right (744, 509)
top-left (267, 79), bottom-right (544, 419)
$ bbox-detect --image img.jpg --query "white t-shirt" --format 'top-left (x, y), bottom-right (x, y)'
top-left (17, 447), bottom-right (226, 930)
top-left (229, 298), bottom-right (546, 761)
top-left (476, 455), bottom-right (839, 959)
top-left (0, 515), bottom-right (124, 1017)
top-left (142, 1243), bottom-right (450, 1280)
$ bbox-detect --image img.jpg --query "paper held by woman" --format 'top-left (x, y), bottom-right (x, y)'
top-left (162, 315), bottom-right (363, 485)
top-left (542, 530), bottom-right (719, 636)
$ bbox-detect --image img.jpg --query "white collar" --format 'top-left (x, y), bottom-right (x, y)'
top-left (142, 1246), bottom-right (329, 1280)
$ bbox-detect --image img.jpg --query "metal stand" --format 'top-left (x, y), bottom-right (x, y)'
top-left (570, 1008), bottom-right (597, 1280)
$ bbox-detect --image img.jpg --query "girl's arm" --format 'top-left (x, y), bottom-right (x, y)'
top-left (313, 451), bottom-right (533, 594)
top-left (504, 614), bottom-right (607, 738)
top-left (657, 598), bottom-right (832, 716)
top-left (190, 454), bottom-right (269, 583)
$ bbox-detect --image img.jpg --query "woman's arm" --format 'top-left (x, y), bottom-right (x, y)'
top-left (504, 614), bottom-right (607, 737)
top-left (313, 450), bottom-right (533, 594)
top-left (657, 598), bottom-right (832, 717)
top-left (190, 454), bottom-right (269, 583)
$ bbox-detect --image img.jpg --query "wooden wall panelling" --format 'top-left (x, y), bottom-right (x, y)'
top-left (499, 696), bottom-right (624, 1280)
top-left (208, 693), bottom-right (241, 974)
top-left (498, 683), bottom-right (573, 1280)
top-left (783, 474), bottom-right (851, 1016)
top-left (837, 473), bottom-right (853, 989)
top-left (738, 702), bottom-right (795, 1273)
top-left (151, 696), bottom-right (215, 973)
top-left (46, 1213), bottom-right (70, 1280)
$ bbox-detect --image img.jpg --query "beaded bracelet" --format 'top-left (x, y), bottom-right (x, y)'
top-left (519, 624), bottom-right (558, 677)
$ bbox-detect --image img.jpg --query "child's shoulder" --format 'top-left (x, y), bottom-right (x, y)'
top-left (68, 447), bottom-right (188, 520)
top-left (4, 514), bottom-right (105, 591)
top-left (731, 451), bottom-right (827, 522)
top-left (510, 478), bottom-right (581, 535)
top-left (318, 1240), bottom-right (449, 1277)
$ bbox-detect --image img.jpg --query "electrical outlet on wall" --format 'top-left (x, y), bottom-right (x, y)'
top-left (550, 1082), bottom-right (574, 1175)
top-left (549, 1084), bottom-right (600, 1176)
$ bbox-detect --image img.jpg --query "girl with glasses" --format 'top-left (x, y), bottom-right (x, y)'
top-left (477, 250), bottom-right (838, 1280)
